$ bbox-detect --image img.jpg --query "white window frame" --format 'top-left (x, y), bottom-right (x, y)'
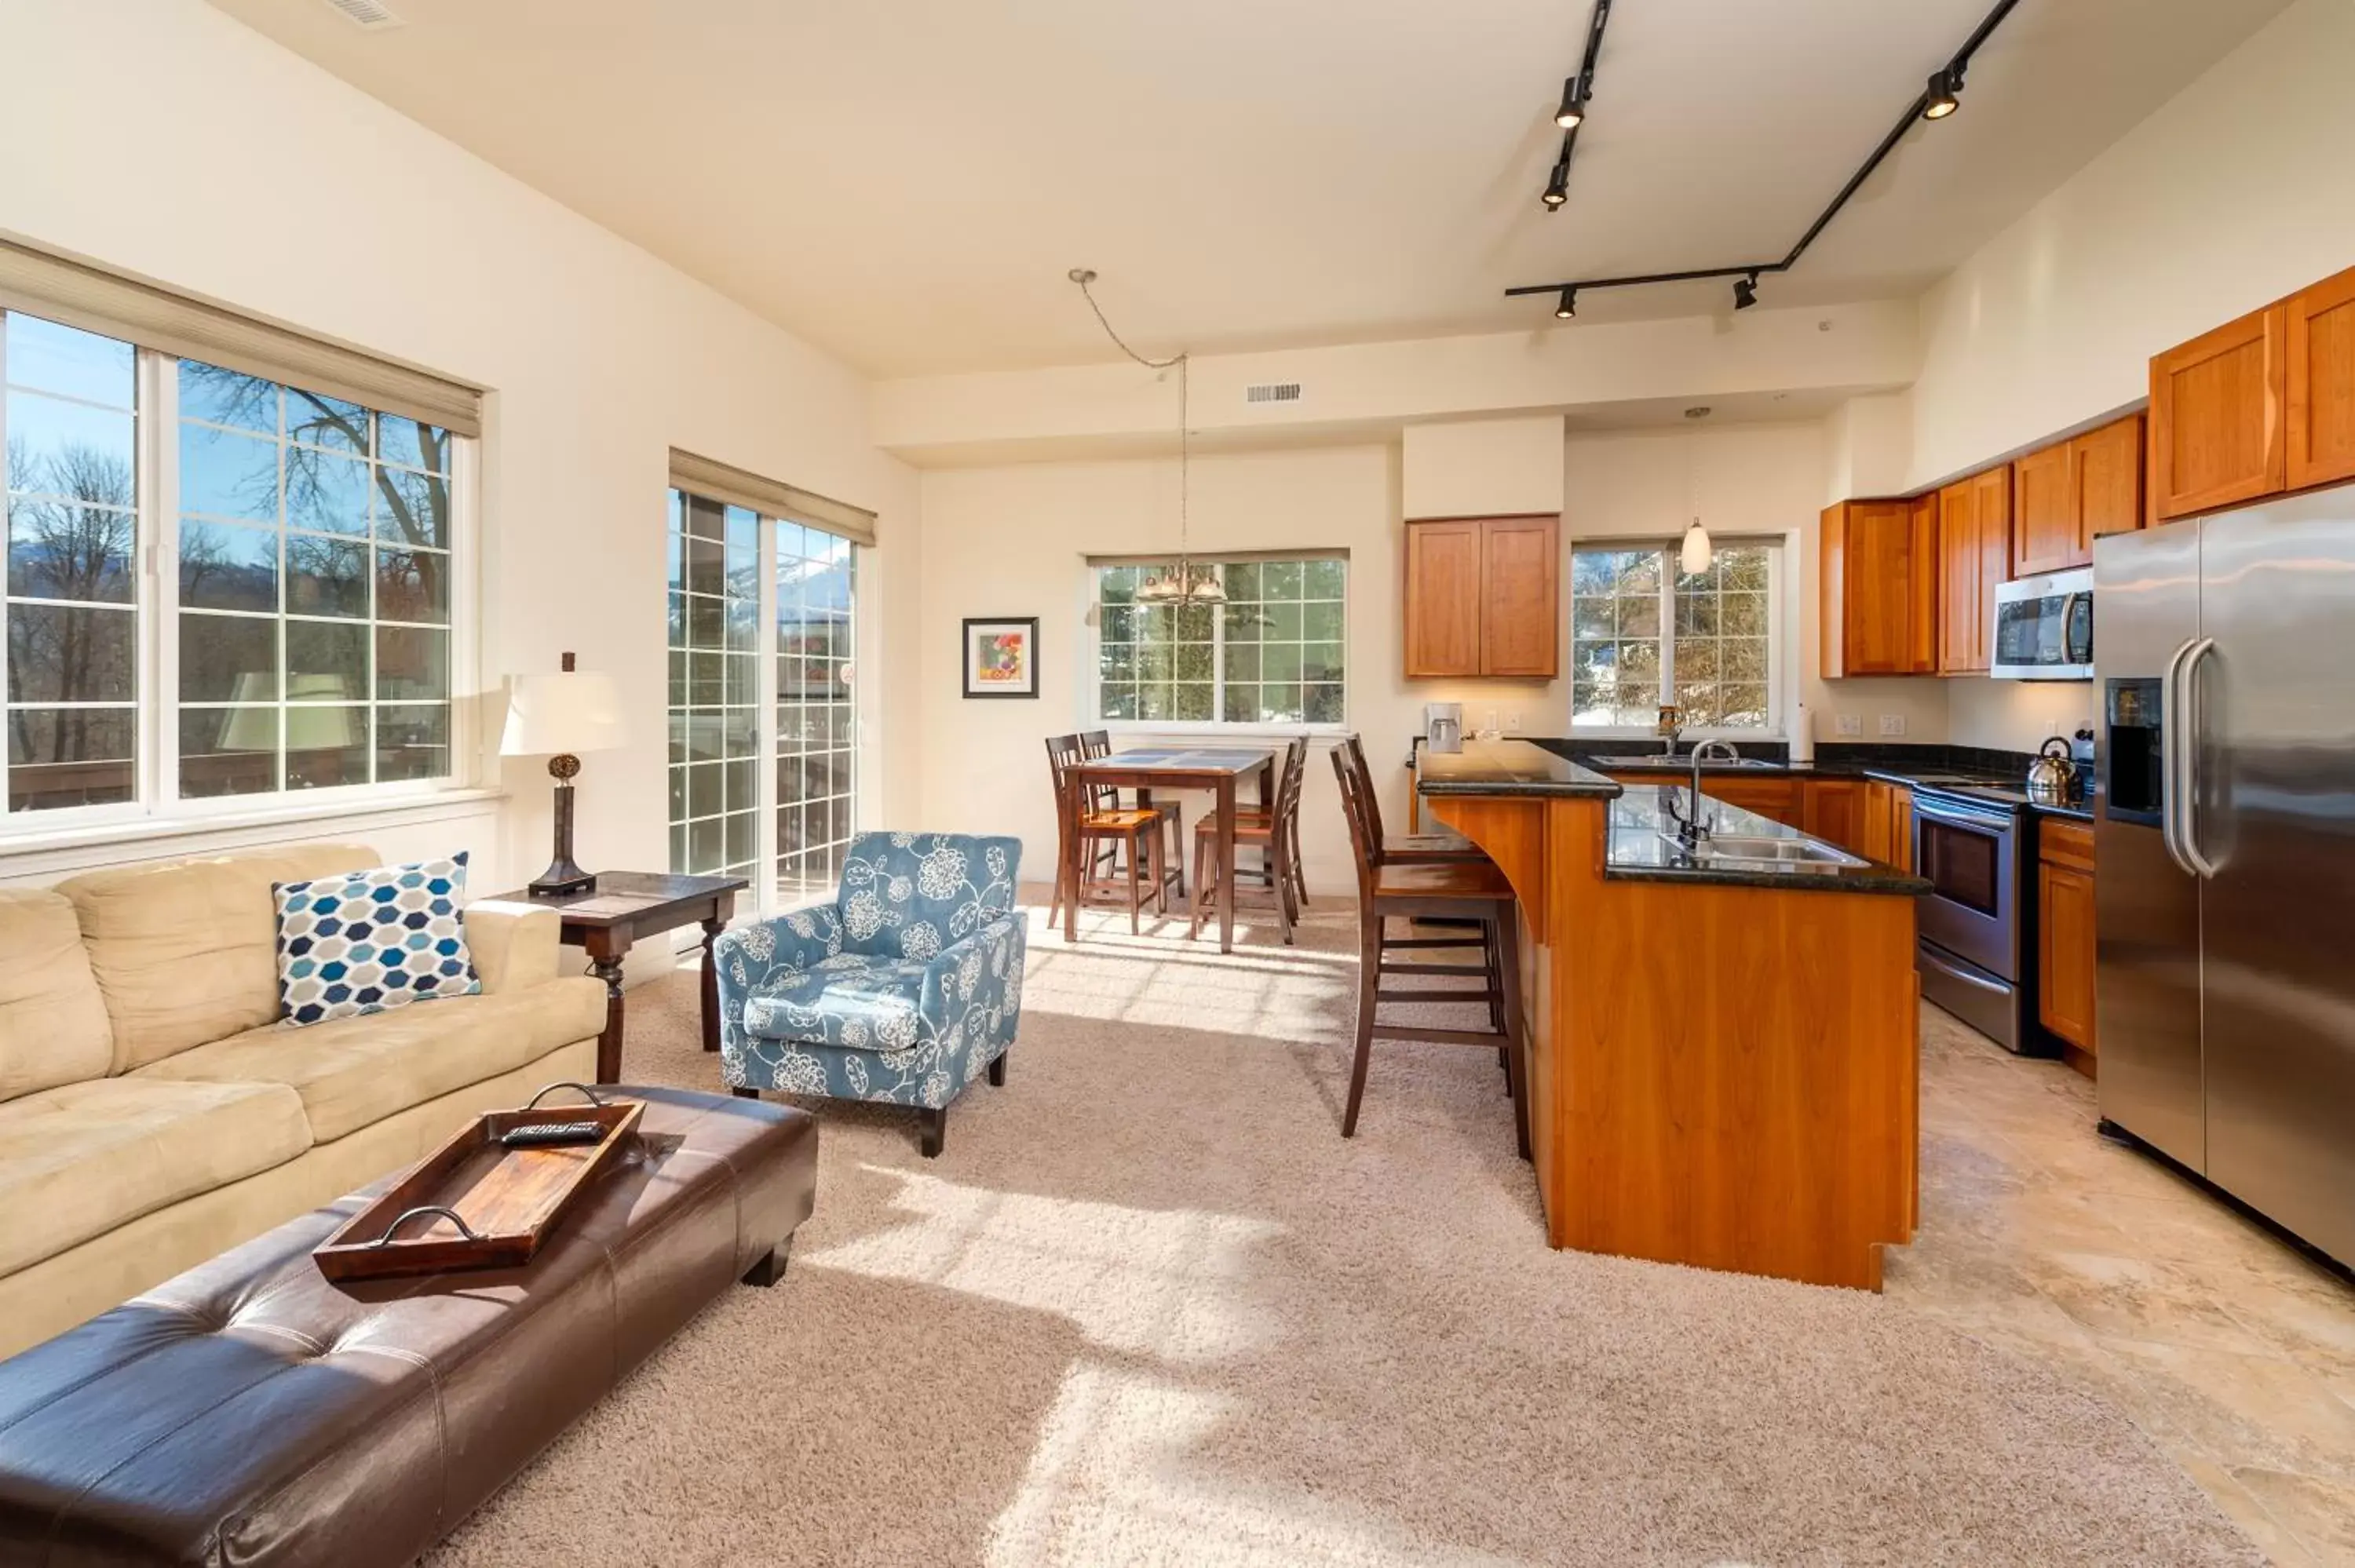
top-left (0, 319), bottom-right (480, 845)
top-left (1565, 536), bottom-right (1788, 742)
top-left (1083, 553), bottom-right (1352, 740)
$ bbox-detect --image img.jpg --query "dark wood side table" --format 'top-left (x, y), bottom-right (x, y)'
top-left (482, 871), bottom-right (748, 1083)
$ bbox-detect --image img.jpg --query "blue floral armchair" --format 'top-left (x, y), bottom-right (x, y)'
top-left (714, 833), bottom-right (1025, 1157)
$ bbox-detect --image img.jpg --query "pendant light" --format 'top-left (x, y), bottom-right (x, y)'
top-left (1681, 516), bottom-right (1714, 575)
top-left (1073, 270), bottom-right (1224, 606)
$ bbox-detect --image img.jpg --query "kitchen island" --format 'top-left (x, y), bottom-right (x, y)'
top-left (1418, 740), bottom-right (1931, 1289)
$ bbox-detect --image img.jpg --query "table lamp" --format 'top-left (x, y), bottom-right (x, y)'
top-left (500, 652), bottom-right (626, 896)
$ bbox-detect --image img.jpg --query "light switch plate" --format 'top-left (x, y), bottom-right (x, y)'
top-left (1878, 714), bottom-right (1907, 737)
top-left (1836, 713), bottom-right (1863, 737)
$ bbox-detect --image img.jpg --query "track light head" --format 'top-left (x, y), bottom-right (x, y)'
top-left (1541, 156), bottom-right (1570, 210)
top-left (1554, 287), bottom-right (1577, 320)
top-left (1922, 65), bottom-right (1962, 119)
top-left (1554, 76), bottom-right (1588, 129)
top-left (1732, 272), bottom-right (1760, 312)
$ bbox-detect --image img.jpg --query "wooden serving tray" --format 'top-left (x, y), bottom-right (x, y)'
top-left (314, 1085), bottom-right (644, 1282)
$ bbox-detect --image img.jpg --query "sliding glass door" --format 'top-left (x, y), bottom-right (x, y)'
top-left (666, 488), bottom-right (856, 914)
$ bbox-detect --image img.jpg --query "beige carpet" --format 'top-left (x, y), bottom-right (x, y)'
top-left (427, 900), bottom-right (2258, 1567)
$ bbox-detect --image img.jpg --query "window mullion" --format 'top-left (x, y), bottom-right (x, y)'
top-left (1657, 547), bottom-right (1677, 711)
top-left (1210, 598), bottom-right (1226, 717)
top-left (148, 350), bottom-right (177, 813)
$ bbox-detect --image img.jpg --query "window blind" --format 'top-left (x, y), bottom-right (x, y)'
top-left (668, 448), bottom-right (877, 547)
top-left (0, 238), bottom-right (482, 437)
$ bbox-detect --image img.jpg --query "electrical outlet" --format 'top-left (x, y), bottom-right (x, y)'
top-left (1505, 711), bottom-right (1523, 734)
top-left (1835, 713), bottom-right (1863, 737)
top-left (1878, 714), bottom-right (1907, 738)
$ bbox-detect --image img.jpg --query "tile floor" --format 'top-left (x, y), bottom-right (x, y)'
top-left (1888, 1005), bottom-right (2355, 1565)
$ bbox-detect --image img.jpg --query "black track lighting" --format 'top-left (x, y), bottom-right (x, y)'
top-left (1554, 287), bottom-right (1577, 319)
top-left (1554, 76), bottom-right (1589, 129)
top-left (1542, 156), bottom-right (1570, 210)
top-left (1732, 272), bottom-right (1759, 311)
top-left (1922, 65), bottom-right (1962, 119)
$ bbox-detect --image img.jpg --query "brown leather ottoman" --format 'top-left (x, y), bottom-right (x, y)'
top-left (0, 1085), bottom-right (816, 1567)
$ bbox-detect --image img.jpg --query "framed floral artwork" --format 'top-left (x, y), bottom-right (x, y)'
top-left (962, 617), bottom-right (1039, 698)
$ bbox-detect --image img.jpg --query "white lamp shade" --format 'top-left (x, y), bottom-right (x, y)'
top-left (500, 671), bottom-right (627, 757)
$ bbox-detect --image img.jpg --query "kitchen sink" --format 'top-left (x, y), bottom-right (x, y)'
top-left (1590, 754), bottom-right (1779, 771)
top-left (1658, 831), bottom-right (1868, 869)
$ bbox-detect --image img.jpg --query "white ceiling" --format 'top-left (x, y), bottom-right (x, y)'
top-left (207, 0), bottom-right (2288, 378)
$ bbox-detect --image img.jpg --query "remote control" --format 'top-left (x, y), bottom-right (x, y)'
top-left (501, 1121), bottom-right (605, 1149)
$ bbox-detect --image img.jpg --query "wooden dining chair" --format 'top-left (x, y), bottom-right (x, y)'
top-left (1189, 735), bottom-right (1309, 944)
top-left (1046, 733), bottom-right (1171, 934)
top-left (1331, 746), bottom-right (1529, 1156)
top-left (1336, 735), bottom-right (1485, 862)
top-left (1083, 728), bottom-right (1183, 900)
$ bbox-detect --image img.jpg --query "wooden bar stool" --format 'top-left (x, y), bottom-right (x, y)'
top-left (1190, 735), bottom-right (1309, 943)
top-left (1331, 747), bottom-right (1530, 1157)
top-left (1083, 728), bottom-right (1185, 899)
top-left (1046, 733), bottom-right (1173, 933)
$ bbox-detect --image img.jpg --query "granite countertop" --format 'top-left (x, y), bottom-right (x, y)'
top-left (1415, 739), bottom-right (1623, 799)
top-left (1535, 743), bottom-right (2096, 822)
top-left (1605, 784), bottom-right (1933, 895)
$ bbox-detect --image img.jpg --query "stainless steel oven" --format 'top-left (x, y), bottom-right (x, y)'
top-left (1992, 566), bottom-right (2094, 680)
top-left (1912, 792), bottom-right (2028, 1052)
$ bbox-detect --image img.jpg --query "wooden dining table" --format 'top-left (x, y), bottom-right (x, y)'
top-left (1061, 745), bottom-right (1278, 954)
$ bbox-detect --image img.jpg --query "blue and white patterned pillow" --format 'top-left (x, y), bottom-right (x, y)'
top-left (272, 853), bottom-right (480, 1027)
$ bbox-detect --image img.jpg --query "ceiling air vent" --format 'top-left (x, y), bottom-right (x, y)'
top-left (322, 0), bottom-right (405, 29)
top-left (1245, 382), bottom-right (1302, 406)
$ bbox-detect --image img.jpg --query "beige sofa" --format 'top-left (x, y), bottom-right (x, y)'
top-left (0, 844), bottom-right (605, 1358)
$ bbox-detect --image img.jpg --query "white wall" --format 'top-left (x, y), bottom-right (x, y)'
top-left (1908, 0), bottom-right (2355, 490)
top-left (0, 0), bottom-right (920, 897)
top-left (1403, 417), bottom-right (1565, 519)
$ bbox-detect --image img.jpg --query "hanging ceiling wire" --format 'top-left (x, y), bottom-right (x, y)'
top-left (1068, 268), bottom-right (1221, 604)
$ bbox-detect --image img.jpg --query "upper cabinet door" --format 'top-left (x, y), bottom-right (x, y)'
top-left (2012, 442), bottom-right (2077, 577)
top-left (1404, 519), bottom-right (1483, 678)
top-left (2072, 414), bottom-right (2145, 553)
top-left (1970, 466), bottom-right (2012, 668)
top-left (1480, 516), bottom-right (1559, 678)
top-left (1843, 500), bottom-right (1919, 676)
top-left (2287, 265), bottom-right (2355, 492)
top-left (2150, 304), bottom-right (2287, 522)
top-left (1935, 484), bottom-right (1976, 675)
top-left (1908, 494), bottom-right (1941, 674)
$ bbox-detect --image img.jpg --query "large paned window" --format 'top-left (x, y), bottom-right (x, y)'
top-left (1, 308), bottom-right (466, 822)
top-left (1569, 542), bottom-right (1780, 730)
top-left (666, 489), bottom-right (857, 911)
top-left (1092, 555), bottom-right (1346, 726)
top-left (176, 361), bottom-right (454, 796)
top-left (4, 315), bottom-right (139, 812)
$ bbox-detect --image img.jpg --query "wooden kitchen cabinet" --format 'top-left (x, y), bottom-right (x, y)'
top-left (1937, 469), bottom-right (2010, 673)
top-left (1820, 499), bottom-right (1935, 678)
top-left (1403, 515), bottom-right (1558, 679)
top-left (2011, 415), bottom-right (2144, 575)
top-left (2037, 817), bottom-right (2098, 1072)
top-left (1802, 778), bottom-right (1869, 856)
top-left (1703, 776), bottom-right (1802, 827)
top-left (2072, 414), bottom-right (2145, 552)
top-left (1860, 780), bottom-right (1915, 870)
top-left (2288, 264), bottom-right (2355, 491)
top-left (2150, 304), bottom-right (2287, 523)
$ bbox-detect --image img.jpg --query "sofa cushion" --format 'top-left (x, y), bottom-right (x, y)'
top-left (739, 951), bottom-right (929, 1050)
top-left (273, 854), bottom-right (480, 1027)
top-left (133, 977), bottom-right (608, 1143)
top-left (0, 890), bottom-right (111, 1103)
top-left (59, 844), bottom-right (378, 1072)
top-left (0, 1078), bottom-right (312, 1276)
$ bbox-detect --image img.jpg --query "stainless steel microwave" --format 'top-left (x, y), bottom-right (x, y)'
top-left (1991, 566), bottom-right (2094, 680)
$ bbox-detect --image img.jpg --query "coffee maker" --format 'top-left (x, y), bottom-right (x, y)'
top-left (1424, 702), bottom-right (1464, 754)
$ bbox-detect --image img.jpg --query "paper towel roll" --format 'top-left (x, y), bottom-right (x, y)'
top-left (1789, 702), bottom-right (1815, 764)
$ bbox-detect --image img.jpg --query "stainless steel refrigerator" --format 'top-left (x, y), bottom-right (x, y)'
top-left (2094, 489), bottom-right (2355, 1268)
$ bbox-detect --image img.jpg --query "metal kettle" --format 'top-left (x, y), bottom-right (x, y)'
top-left (2025, 735), bottom-right (2079, 805)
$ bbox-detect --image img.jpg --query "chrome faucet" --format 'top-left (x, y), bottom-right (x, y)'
top-left (1671, 739), bottom-right (1742, 848)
